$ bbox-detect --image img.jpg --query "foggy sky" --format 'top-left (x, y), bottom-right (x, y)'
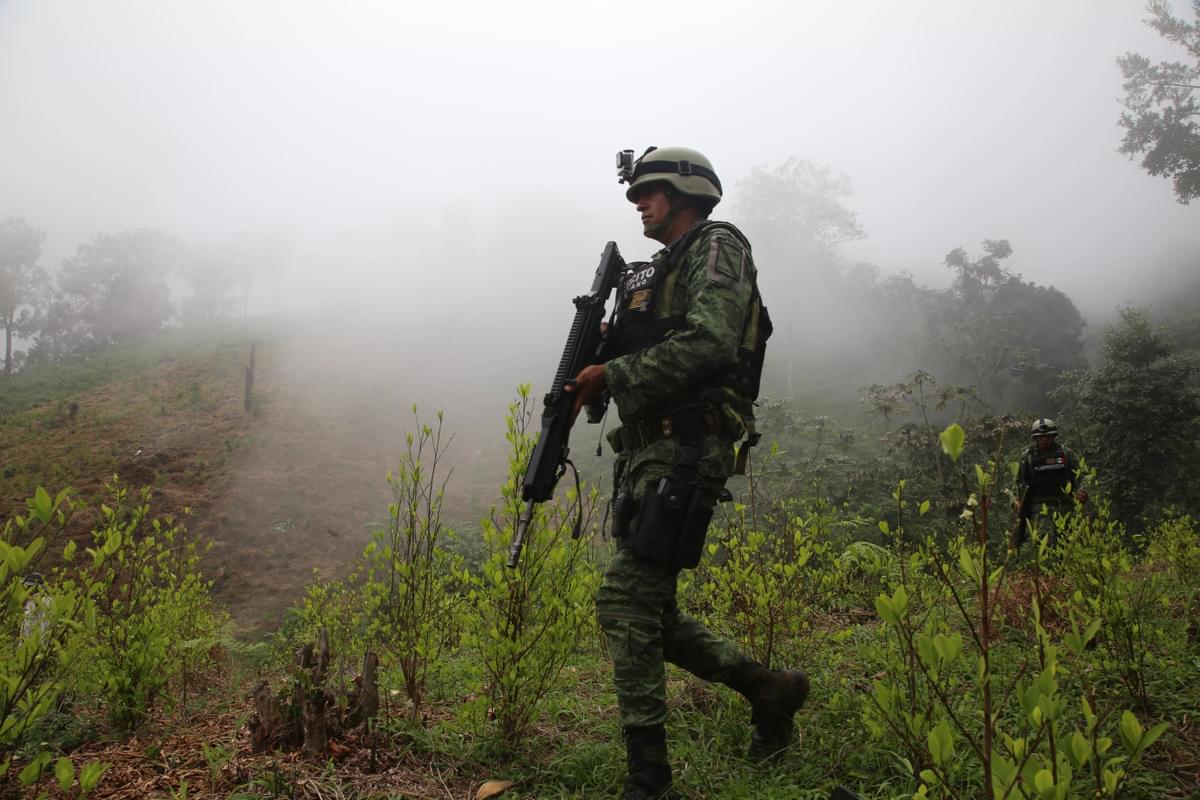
top-left (1, 0), bottom-right (1196, 319)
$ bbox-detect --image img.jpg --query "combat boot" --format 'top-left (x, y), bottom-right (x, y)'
top-left (621, 724), bottom-right (674, 800)
top-left (726, 659), bottom-right (810, 761)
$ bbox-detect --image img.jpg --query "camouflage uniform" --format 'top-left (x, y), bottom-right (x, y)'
top-left (595, 147), bottom-right (807, 798)
top-left (595, 219), bottom-right (758, 730)
top-left (1016, 440), bottom-right (1083, 547)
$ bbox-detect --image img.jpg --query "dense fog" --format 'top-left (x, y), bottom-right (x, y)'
top-left (2, 0), bottom-right (1197, 416)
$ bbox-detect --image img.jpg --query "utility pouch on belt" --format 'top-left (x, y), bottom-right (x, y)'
top-left (611, 490), bottom-right (635, 539)
top-left (629, 474), bottom-right (732, 570)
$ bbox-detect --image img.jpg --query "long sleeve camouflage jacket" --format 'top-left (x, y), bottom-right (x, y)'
top-left (604, 220), bottom-right (761, 433)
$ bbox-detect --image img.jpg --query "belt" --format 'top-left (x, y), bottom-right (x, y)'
top-left (607, 405), bottom-right (726, 454)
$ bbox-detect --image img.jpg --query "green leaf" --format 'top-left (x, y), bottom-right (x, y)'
top-left (935, 632), bottom-right (963, 664)
top-left (928, 720), bottom-right (954, 766)
top-left (19, 752), bottom-right (51, 785)
top-left (54, 757), bottom-right (74, 791)
top-left (939, 423), bottom-right (965, 462)
top-left (1119, 710), bottom-right (1143, 752)
top-left (1081, 696), bottom-right (1097, 729)
top-left (32, 487), bottom-right (53, 522)
top-left (1002, 734), bottom-right (1026, 760)
top-left (879, 520), bottom-right (890, 534)
top-left (1139, 721), bottom-right (1170, 754)
top-left (872, 682), bottom-right (896, 713)
top-left (991, 754), bottom-right (1018, 796)
top-left (892, 584), bottom-right (908, 616)
top-left (1068, 732), bottom-right (1092, 769)
top-left (919, 500), bottom-right (930, 516)
top-left (79, 760), bottom-right (108, 791)
top-left (1033, 768), bottom-right (1054, 797)
top-left (958, 545), bottom-right (979, 582)
top-left (988, 565), bottom-right (1004, 589)
top-left (1103, 768), bottom-right (1121, 796)
top-left (875, 594), bottom-right (898, 626)
top-left (916, 634), bottom-right (938, 672)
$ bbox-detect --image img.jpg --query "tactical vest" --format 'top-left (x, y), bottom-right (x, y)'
top-left (600, 220), bottom-right (771, 419)
top-left (1023, 444), bottom-right (1075, 504)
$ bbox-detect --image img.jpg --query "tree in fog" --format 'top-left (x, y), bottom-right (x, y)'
top-left (733, 158), bottom-right (897, 399)
top-left (24, 293), bottom-right (87, 366)
top-left (932, 240), bottom-right (1084, 411)
top-left (734, 158), bottom-right (865, 266)
top-left (1118, 0), bottom-right (1200, 203)
top-left (225, 230), bottom-right (290, 317)
top-left (58, 229), bottom-right (180, 347)
top-left (0, 217), bottom-right (49, 376)
top-left (1055, 307), bottom-right (1200, 526)
top-left (181, 241), bottom-right (240, 322)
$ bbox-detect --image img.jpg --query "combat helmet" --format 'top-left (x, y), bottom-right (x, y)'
top-left (1031, 418), bottom-right (1058, 438)
top-left (618, 146), bottom-right (723, 205)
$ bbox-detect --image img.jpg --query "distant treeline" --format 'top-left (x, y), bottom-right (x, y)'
top-left (0, 219), bottom-right (287, 376)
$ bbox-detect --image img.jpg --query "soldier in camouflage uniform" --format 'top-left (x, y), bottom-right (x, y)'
top-left (567, 147), bottom-right (810, 800)
top-left (1014, 418), bottom-right (1088, 548)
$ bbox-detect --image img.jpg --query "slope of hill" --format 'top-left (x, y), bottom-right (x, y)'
top-left (0, 321), bottom-right (507, 636)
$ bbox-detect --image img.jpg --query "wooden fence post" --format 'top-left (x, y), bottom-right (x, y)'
top-left (244, 343), bottom-right (256, 412)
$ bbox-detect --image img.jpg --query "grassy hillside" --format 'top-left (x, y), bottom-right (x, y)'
top-left (1, 326), bottom-right (256, 514)
top-left (0, 321), bottom-right (509, 636)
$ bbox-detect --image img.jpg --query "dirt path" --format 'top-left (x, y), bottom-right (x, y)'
top-left (1, 325), bottom-right (515, 638)
top-left (191, 325), bottom-right (511, 636)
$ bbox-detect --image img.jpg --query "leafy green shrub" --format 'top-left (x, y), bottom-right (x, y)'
top-left (862, 424), bottom-right (1169, 799)
top-left (80, 480), bottom-right (225, 730)
top-left (683, 498), bottom-right (843, 669)
top-left (1051, 506), bottom-right (1174, 711)
top-left (460, 387), bottom-right (602, 747)
top-left (1146, 514), bottom-right (1200, 638)
top-left (0, 488), bottom-right (107, 791)
top-left (362, 408), bottom-right (470, 724)
top-left (285, 569), bottom-right (369, 700)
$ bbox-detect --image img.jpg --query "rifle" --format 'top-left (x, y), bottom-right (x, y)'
top-left (506, 242), bottom-right (626, 568)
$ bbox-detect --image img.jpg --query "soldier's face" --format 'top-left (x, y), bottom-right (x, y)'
top-left (1035, 434), bottom-right (1055, 451)
top-left (633, 183), bottom-right (672, 241)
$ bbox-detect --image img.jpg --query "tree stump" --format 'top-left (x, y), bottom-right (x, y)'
top-left (247, 630), bottom-right (379, 757)
top-left (348, 652), bottom-right (380, 727)
top-left (249, 680), bottom-right (284, 753)
top-left (300, 629), bottom-right (332, 758)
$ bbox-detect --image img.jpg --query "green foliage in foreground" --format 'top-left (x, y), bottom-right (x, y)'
top-left (5, 403), bottom-right (1196, 799)
top-left (273, 409), bottom-right (1198, 799)
top-left (1, 480), bottom-right (227, 795)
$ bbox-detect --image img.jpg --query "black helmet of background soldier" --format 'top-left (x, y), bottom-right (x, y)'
top-left (1031, 418), bottom-right (1058, 449)
top-left (624, 146), bottom-right (723, 210)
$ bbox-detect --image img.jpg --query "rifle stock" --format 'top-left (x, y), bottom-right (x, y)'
top-left (506, 242), bottom-right (626, 568)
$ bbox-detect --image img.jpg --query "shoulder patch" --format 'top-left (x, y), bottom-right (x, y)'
top-left (704, 234), bottom-right (746, 289)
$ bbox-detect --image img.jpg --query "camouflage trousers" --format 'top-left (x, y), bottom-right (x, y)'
top-left (594, 433), bottom-right (745, 729)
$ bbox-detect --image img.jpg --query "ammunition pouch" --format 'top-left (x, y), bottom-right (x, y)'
top-left (628, 475), bottom-right (731, 569)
